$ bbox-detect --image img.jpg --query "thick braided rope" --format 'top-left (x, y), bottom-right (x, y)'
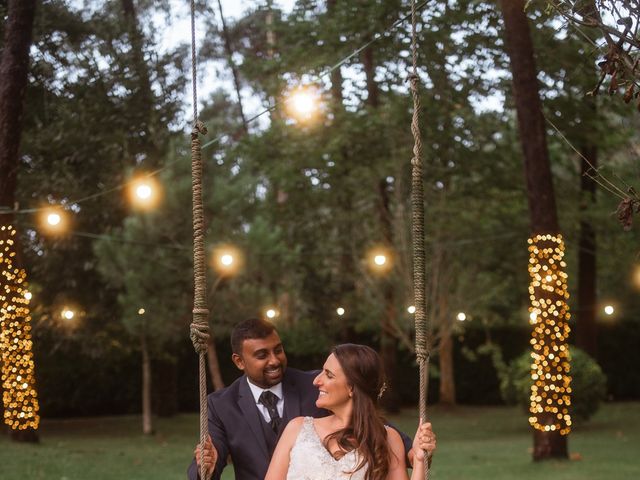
top-left (409, 0), bottom-right (431, 477)
top-left (190, 1), bottom-right (210, 479)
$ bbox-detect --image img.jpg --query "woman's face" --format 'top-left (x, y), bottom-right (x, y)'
top-left (313, 353), bottom-right (352, 410)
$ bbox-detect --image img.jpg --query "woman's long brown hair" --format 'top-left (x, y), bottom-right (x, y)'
top-left (323, 344), bottom-right (392, 480)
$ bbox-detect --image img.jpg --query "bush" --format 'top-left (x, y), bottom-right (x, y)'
top-left (499, 346), bottom-right (607, 422)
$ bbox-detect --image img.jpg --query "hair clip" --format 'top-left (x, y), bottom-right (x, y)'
top-left (377, 382), bottom-right (387, 400)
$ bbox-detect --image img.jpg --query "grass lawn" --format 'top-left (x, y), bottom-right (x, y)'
top-left (1, 402), bottom-right (638, 480)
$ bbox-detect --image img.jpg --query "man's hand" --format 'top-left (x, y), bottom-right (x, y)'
top-left (194, 434), bottom-right (218, 478)
top-left (412, 420), bottom-right (436, 462)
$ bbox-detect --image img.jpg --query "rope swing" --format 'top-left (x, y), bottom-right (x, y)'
top-left (186, 2), bottom-right (430, 478)
top-left (188, 1), bottom-right (210, 479)
top-left (408, 0), bottom-right (432, 478)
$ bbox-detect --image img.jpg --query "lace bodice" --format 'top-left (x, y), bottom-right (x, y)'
top-left (286, 417), bottom-right (367, 480)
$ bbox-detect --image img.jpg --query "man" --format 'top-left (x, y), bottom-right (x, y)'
top-left (187, 318), bottom-right (414, 480)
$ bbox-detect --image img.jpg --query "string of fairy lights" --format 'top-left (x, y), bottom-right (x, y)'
top-left (0, 1), bottom-right (629, 436)
top-left (0, 2), bottom-right (434, 433)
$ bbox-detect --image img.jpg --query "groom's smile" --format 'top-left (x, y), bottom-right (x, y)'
top-left (232, 331), bottom-right (288, 388)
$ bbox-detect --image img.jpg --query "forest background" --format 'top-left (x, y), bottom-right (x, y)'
top-left (0, 0), bottom-right (639, 424)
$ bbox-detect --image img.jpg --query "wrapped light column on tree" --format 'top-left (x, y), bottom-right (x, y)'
top-left (527, 234), bottom-right (572, 435)
top-left (0, 225), bottom-right (40, 432)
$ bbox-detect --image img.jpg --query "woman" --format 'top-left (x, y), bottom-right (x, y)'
top-left (265, 344), bottom-right (436, 480)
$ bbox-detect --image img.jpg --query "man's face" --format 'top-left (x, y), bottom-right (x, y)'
top-left (232, 331), bottom-right (288, 388)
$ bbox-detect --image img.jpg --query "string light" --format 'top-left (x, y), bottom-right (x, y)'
top-left (128, 176), bottom-right (161, 210)
top-left (47, 213), bottom-right (61, 226)
top-left (0, 225), bottom-right (40, 431)
top-left (39, 207), bottom-right (67, 234)
top-left (211, 244), bottom-right (243, 276)
top-left (336, 307), bottom-right (345, 316)
top-left (285, 85), bottom-right (322, 123)
top-left (265, 308), bottom-right (278, 320)
top-left (456, 312), bottom-right (467, 321)
top-left (527, 233), bottom-right (572, 435)
top-left (407, 305), bottom-right (416, 314)
top-left (604, 305), bottom-right (614, 315)
top-left (367, 248), bottom-right (393, 274)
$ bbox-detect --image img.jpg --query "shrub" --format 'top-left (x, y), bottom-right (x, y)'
top-left (499, 346), bottom-right (607, 422)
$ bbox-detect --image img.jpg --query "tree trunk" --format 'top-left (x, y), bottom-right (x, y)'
top-left (362, 37), bottom-right (399, 411)
top-left (500, 3), bottom-right (558, 233)
top-left (362, 45), bottom-right (379, 108)
top-left (216, 0), bottom-right (248, 134)
top-left (500, 0), bottom-right (569, 460)
top-left (438, 325), bottom-right (456, 405)
top-left (153, 356), bottom-right (179, 417)
top-left (0, 0), bottom-right (36, 210)
top-left (0, 0), bottom-right (39, 444)
top-left (577, 147), bottom-right (598, 358)
top-left (378, 178), bottom-right (400, 413)
top-left (207, 338), bottom-right (225, 391)
top-left (141, 332), bottom-right (154, 435)
top-left (120, 0), bottom-right (159, 167)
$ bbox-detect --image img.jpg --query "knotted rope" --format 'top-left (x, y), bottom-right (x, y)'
top-left (409, 0), bottom-right (431, 477)
top-left (189, 1), bottom-right (210, 479)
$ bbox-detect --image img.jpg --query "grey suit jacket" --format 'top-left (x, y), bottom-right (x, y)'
top-left (187, 368), bottom-right (327, 480)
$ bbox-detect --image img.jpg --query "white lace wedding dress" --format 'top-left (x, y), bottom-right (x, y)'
top-left (286, 417), bottom-right (367, 480)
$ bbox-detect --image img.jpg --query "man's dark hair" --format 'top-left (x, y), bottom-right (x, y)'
top-left (231, 318), bottom-right (277, 355)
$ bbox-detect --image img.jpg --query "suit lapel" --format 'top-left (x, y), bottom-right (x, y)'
top-left (237, 376), bottom-right (270, 460)
top-left (282, 371), bottom-right (301, 423)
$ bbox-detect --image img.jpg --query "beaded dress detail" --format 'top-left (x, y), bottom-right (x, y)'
top-left (286, 417), bottom-right (367, 480)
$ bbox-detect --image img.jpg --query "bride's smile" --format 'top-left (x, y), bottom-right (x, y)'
top-left (313, 353), bottom-right (353, 410)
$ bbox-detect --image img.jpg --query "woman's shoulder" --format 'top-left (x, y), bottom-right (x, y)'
top-left (385, 426), bottom-right (404, 449)
top-left (284, 416), bottom-right (311, 434)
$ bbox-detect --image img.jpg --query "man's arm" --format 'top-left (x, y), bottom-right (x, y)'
top-left (187, 399), bottom-right (229, 480)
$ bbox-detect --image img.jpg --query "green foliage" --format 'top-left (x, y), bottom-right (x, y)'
top-left (278, 318), bottom-right (332, 356)
top-left (499, 347), bottom-right (607, 422)
top-left (5, 0), bottom-right (640, 415)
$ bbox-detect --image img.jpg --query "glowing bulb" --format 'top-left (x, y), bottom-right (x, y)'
top-left (129, 176), bottom-right (160, 209)
top-left (292, 91), bottom-right (315, 115)
top-left (266, 309), bottom-right (277, 319)
top-left (336, 307), bottom-right (345, 316)
top-left (374, 255), bottom-right (386, 266)
top-left (604, 305), bottom-right (614, 315)
top-left (47, 213), bottom-right (61, 226)
top-left (212, 245), bottom-right (242, 276)
top-left (135, 184), bottom-right (152, 200)
top-left (24, 291), bottom-right (32, 301)
top-left (407, 305), bottom-right (416, 314)
top-left (457, 312), bottom-right (467, 322)
top-left (62, 309), bottom-right (74, 320)
top-left (529, 312), bottom-right (537, 322)
top-left (138, 308), bottom-right (145, 315)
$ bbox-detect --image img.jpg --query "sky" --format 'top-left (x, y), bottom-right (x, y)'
top-left (160, 0), bottom-right (298, 127)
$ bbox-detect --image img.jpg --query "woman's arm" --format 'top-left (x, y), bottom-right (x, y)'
top-left (386, 427), bottom-right (410, 480)
top-left (264, 417), bottom-right (305, 480)
top-left (410, 421), bottom-right (436, 480)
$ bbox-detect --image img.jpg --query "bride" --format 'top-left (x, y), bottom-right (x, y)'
top-left (265, 344), bottom-right (436, 480)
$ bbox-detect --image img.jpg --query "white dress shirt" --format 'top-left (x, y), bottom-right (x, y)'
top-left (246, 377), bottom-right (285, 422)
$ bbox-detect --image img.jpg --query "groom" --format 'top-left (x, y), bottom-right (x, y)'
top-left (186, 318), bottom-right (412, 480)
top-left (187, 317), bottom-right (326, 479)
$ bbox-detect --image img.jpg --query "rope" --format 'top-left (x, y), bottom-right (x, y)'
top-left (409, 0), bottom-right (431, 478)
top-left (189, 1), bottom-right (210, 479)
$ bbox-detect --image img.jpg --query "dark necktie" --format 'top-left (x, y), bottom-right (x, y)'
top-left (259, 390), bottom-right (282, 433)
